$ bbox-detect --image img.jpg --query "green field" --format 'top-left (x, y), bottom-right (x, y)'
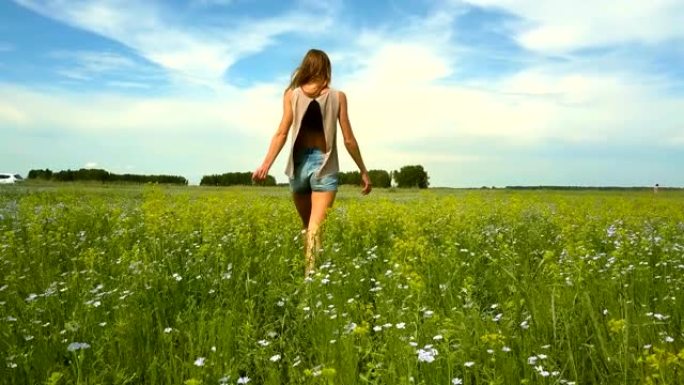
top-left (1, 184), bottom-right (682, 384)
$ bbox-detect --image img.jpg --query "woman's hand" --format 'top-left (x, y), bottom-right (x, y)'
top-left (252, 164), bottom-right (270, 182)
top-left (361, 172), bottom-right (372, 195)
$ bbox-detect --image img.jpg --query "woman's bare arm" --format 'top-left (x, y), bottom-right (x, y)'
top-left (338, 91), bottom-right (371, 194)
top-left (252, 89), bottom-right (294, 181)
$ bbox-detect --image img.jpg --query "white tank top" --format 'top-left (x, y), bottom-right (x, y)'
top-left (284, 87), bottom-right (340, 178)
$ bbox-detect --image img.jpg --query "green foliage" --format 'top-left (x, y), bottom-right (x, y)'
top-left (1, 185), bottom-right (683, 384)
top-left (200, 172), bottom-right (275, 186)
top-left (27, 168), bottom-right (53, 180)
top-left (26, 168), bottom-right (188, 185)
top-left (338, 171), bottom-right (361, 185)
top-left (393, 165), bottom-right (429, 188)
top-left (368, 170), bottom-right (391, 188)
top-left (338, 170), bottom-right (391, 187)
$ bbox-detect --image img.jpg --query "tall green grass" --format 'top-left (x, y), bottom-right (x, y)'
top-left (0, 185), bottom-right (682, 384)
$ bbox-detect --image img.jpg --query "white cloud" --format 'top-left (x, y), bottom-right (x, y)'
top-left (0, 103), bottom-right (28, 125)
top-left (461, 0), bottom-right (684, 53)
top-left (0, 83), bottom-right (282, 138)
top-left (191, 0), bottom-right (234, 7)
top-left (50, 50), bottom-right (148, 82)
top-left (52, 51), bottom-right (137, 72)
top-left (84, 162), bottom-right (98, 169)
top-left (106, 81), bottom-right (151, 89)
top-left (347, 43), bottom-right (453, 86)
top-left (13, 0), bottom-right (335, 86)
top-left (333, 46), bottom-right (684, 173)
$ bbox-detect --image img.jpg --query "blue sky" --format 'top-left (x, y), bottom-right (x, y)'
top-left (1, 0), bottom-right (683, 187)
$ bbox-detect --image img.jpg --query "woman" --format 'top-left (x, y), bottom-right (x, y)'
top-left (252, 48), bottom-right (371, 276)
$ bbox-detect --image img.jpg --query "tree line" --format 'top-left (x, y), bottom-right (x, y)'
top-left (337, 165), bottom-right (429, 188)
top-left (26, 164), bottom-right (430, 188)
top-left (201, 172), bottom-right (276, 186)
top-left (27, 168), bottom-right (188, 185)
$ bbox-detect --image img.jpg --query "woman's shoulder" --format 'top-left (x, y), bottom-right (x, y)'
top-left (335, 89), bottom-right (347, 103)
top-left (284, 87), bottom-right (298, 101)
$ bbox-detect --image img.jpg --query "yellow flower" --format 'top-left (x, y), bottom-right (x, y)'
top-left (608, 318), bottom-right (625, 334)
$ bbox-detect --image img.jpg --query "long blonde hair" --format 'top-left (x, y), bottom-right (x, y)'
top-left (288, 49), bottom-right (332, 90)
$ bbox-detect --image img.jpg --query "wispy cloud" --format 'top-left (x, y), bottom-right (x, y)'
top-left (0, 82), bottom-right (282, 136)
top-left (190, 0), bottom-right (234, 7)
top-left (0, 102), bottom-right (29, 125)
top-left (13, 0), bottom-right (336, 87)
top-left (49, 50), bottom-right (149, 82)
top-left (461, 0), bottom-right (684, 53)
top-left (51, 50), bottom-right (136, 72)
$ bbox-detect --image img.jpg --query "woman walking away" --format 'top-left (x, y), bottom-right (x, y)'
top-left (252, 48), bottom-right (372, 276)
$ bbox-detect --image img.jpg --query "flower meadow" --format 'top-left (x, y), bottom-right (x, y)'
top-left (1, 184), bottom-right (683, 384)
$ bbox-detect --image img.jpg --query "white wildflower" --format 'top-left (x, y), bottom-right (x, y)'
top-left (25, 293), bottom-right (39, 302)
top-left (417, 346), bottom-right (438, 363)
top-left (67, 342), bottom-right (91, 352)
top-left (344, 322), bottom-right (357, 334)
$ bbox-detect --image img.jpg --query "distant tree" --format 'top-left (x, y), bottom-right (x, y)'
top-left (338, 171), bottom-right (361, 185)
top-left (337, 170), bottom-right (391, 187)
top-left (368, 169), bottom-right (391, 188)
top-left (30, 168), bottom-right (187, 185)
top-left (393, 165), bottom-right (429, 188)
top-left (28, 169), bottom-right (53, 180)
top-left (200, 172), bottom-right (275, 186)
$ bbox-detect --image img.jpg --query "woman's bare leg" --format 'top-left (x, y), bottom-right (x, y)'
top-left (292, 193), bottom-right (312, 228)
top-left (293, 193), bottom-right (312, 270)
top-left (305, 191), bottom-right (336, 275)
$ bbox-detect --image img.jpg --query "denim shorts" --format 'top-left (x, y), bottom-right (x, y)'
top-left (290, 148), bottom-right (338, 194)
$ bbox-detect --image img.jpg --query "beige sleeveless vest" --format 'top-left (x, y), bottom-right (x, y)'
top-left (284, 87), bottom-right (340, 179)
